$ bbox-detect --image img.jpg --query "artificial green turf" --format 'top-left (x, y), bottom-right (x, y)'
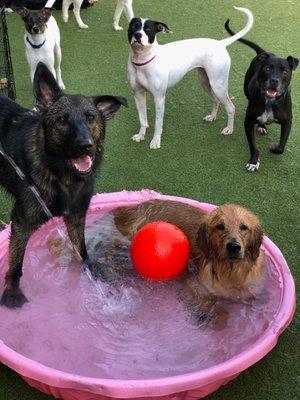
top-left (0, 0), bottom-right (299, 399)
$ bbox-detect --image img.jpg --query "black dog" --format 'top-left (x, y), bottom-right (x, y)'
top-left (225, 20), bottom-right (299, 172)
top-left (0, 62), bottom-right (127, 308)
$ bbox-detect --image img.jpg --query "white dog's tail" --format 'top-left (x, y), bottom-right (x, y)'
top-left (221, 7), bottom-right (254, 47)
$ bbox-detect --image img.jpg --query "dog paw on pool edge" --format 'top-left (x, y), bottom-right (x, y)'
top-left (0, 287), bottom-right (28, 309)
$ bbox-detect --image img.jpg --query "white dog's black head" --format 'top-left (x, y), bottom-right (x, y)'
top-left (128, 18), bottom-right (171, 47)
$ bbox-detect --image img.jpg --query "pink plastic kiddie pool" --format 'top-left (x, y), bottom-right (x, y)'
top-left (0, 190), bottom-right (296, 400)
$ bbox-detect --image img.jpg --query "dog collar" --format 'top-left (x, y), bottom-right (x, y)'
top-left (131, 55), bottom-right (156, 67)
top-left (265, 89), bottom-right (288, 106)
top-left (26, 36), bottom-right (46, 49)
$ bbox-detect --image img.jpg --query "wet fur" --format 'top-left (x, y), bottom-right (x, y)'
top-left (0, 63), bottom-right (127, 308)
top-left (114, 200), bottom-right (264, 328)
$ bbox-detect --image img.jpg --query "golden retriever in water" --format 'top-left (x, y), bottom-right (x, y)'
top-left (114, 199), bottom-right (264, 328)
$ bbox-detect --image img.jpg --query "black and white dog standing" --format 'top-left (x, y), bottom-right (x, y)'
top-left (127, 7), bottom-right (253, 149)
top-left (225, 21), bottom-right (299, 172)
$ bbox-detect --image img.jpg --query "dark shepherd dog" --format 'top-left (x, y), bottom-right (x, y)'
top-left (225, 20), bottom-right (299, 172)
top-left (0, 62), bottom-right (127, 308)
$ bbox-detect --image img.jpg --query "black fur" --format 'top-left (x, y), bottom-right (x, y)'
top-left (225, 20), bottom-right (299, 171)
top-left (0, 62), bottom-right (127, 308)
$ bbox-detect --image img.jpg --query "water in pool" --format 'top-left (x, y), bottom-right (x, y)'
top-left (0, 208), bottom-right (281, 379)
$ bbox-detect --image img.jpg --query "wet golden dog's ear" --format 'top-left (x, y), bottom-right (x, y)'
top-left (247, 224), bottom-right (263, 261)
top-left (196, 219), bottom-right (211, 259)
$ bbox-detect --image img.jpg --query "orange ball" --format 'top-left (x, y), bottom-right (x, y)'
top-left (130, 221), bottom-right (190, 280)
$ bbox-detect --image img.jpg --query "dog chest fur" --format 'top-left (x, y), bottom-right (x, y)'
top-left (257, 106), bottom-right (276, 125)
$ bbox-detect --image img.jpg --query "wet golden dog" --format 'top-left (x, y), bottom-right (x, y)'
top-left (114, 199), bottom-right (264, 328)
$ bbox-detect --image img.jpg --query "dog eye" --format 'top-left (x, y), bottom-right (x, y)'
top-left (240, 224), bottom-right (248, 231)
top-left (86, 114), bottom-right (95, 122)
top-left (58, 116), bottom-right (67, 124)
top-left (216, 224), bottom-right (225, 231)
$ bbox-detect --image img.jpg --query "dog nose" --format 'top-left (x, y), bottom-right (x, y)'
top-left (226, 241), bottom-right (241, 253)
top-left (134, 32), bottom-right (142, 40)
top-left (77, 139), bottom-right (93, 152)
top-left (32, 26), bottom-right (39, 34)
top-left (270, 78), bottom-right (279, 87)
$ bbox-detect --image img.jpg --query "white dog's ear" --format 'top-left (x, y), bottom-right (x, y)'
top-left (42, 7), bottom-right (53, 21)
top-left (16, 7), bottom-right (29, 20)
top-left (154, 21), bottom-right (172, 34)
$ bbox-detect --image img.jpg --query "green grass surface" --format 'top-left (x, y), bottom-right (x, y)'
top-left (0, 0), bottom-right (299, 399)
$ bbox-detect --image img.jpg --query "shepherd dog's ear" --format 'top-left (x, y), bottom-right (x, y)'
top-left (93, 96), bottom-right (128, 121)
top-left (196, 219), bottom-right (212, 259)
top-left (33, 62), bottom-right (62, 110)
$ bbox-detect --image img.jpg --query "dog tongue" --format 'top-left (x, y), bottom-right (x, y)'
top-left (266, 88), bottom-right (278, 98)
top-left (72, 156), bottom-right (92, 172)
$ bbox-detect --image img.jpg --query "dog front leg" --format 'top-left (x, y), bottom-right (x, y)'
top-left (113, 0), bottom-right (125, 31)
top-left (62, 0), bottom-right (72, 23)
top-left (245, 114), bottom-right (260, 172)
top-left (132, 90), bottom-right (148, 143)
top-left (64, 212), bottom-right (116, 281)
top-left (64, 212), bottom-right (88, 261)
top-left (270, 120), bottom-right (292, 154)
top-left (73, 0), bottom-right (88, 29)
top-left (54, 44), bottom-right (65, 91)
top-left (122, 0), bottom-right (134, 22)
top-left (150, 94), bottom-right (166, 149)
top-left (1, 215), bottom-right (38, 308)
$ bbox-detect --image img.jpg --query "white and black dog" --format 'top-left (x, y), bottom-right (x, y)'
top-left (127, 7), bottom-right (253, 149)
top-left (17, 6), bottom-right (65, 90)
top-left (113, 0), bottom-right (134, 31)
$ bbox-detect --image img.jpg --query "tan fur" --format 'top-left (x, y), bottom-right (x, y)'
top-left (114, 199), bottom-right (206, 259)
top-left (114, 200), bottom-right (264, 327)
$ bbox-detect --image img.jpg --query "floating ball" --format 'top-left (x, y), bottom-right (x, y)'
top-left (130, 221), bottom-right (190, 280)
